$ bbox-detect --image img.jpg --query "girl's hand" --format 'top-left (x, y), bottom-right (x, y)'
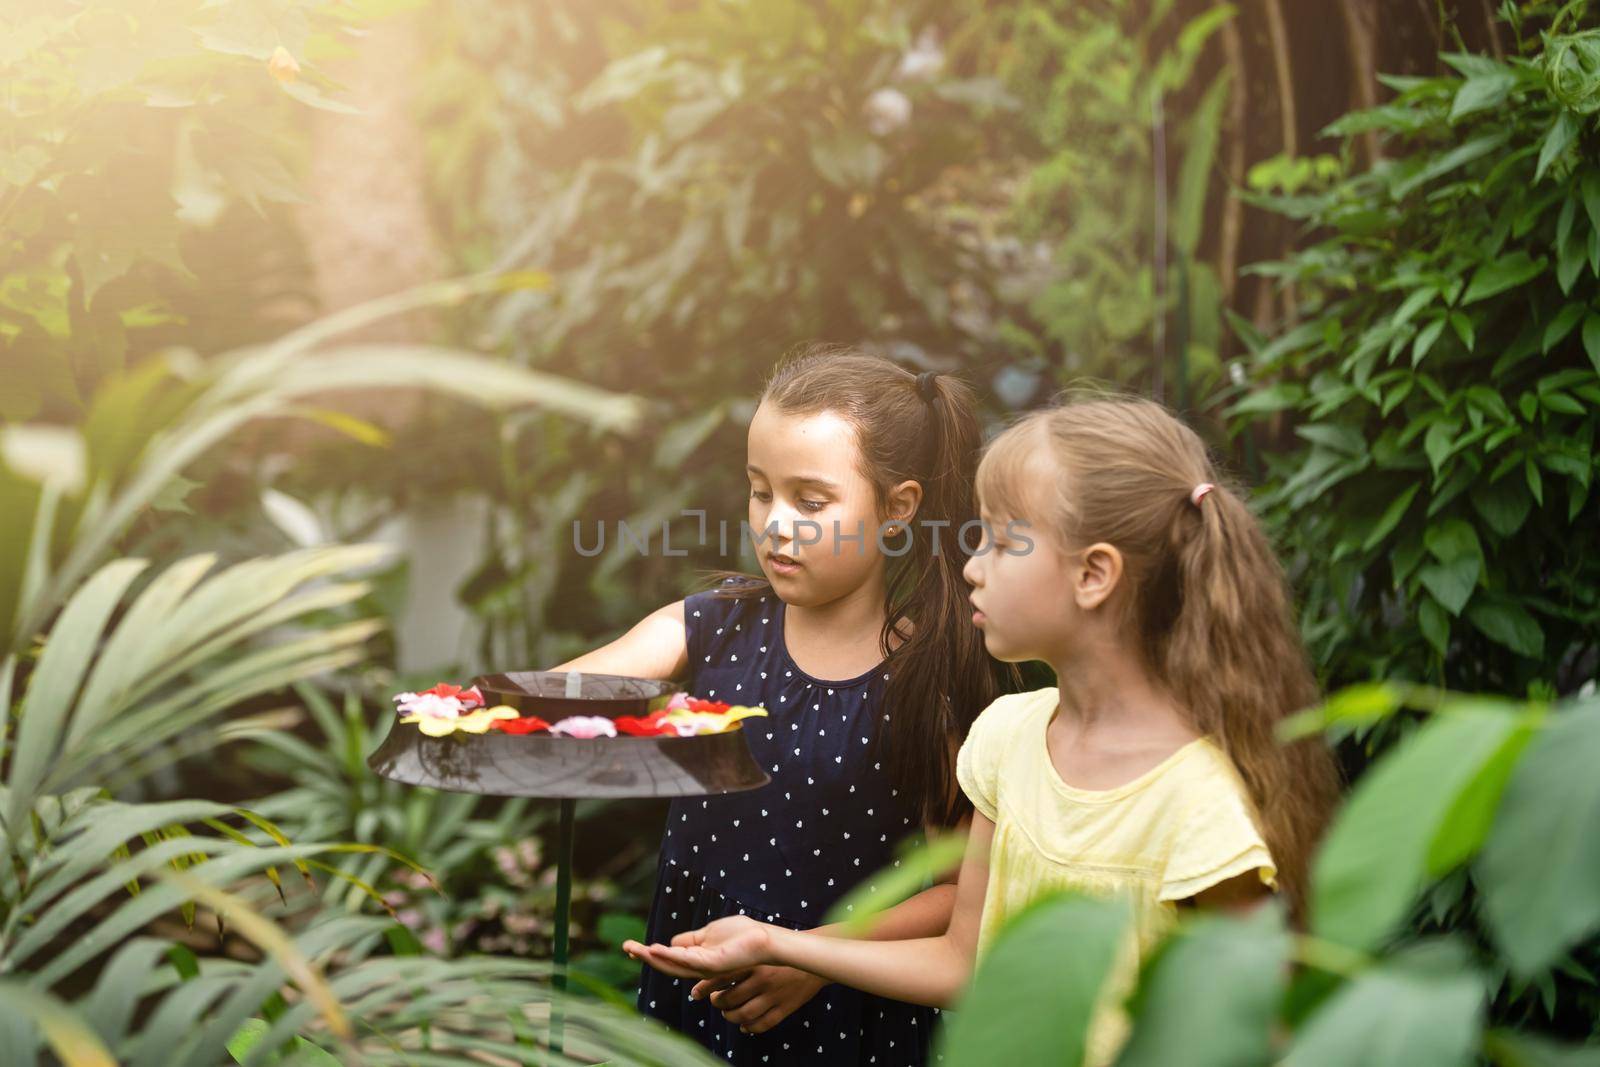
top-left (691, 965), bottom-right (826, 1034)
top-left (623, 915), bottom-right (776, 979)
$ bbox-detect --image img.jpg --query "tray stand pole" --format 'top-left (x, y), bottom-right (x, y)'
top-left (550, 796), bottom-right (576, 1054)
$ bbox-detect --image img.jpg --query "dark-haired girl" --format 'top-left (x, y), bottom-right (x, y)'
top-left (555, 345), bottom-right (1020, 1065)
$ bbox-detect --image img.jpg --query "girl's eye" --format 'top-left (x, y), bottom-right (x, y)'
top-left (749, 490), bottom-right (771, 503)
top-left (800, 499), bottom-right (826, 513)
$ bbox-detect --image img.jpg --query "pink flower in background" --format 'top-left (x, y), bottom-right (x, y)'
top-left (548, 716), bottom-right (618, 739)
top-left (664, 691), bottom-right (693, 711)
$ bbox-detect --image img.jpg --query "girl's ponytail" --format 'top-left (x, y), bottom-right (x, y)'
top-left (883, 369), bottom-right (1023, 826)
top-left (1161, 480), bottom-right (1340, 923)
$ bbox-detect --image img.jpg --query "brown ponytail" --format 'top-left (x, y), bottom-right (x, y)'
top-left (977, 392), bottom-right (1340, 922)
top-left (707, 344), bottom-right (1023, 826)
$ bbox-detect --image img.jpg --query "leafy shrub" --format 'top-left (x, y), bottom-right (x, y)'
top-left (1227, 17), bottom-right (1600, 701)
top-left (923, 683), bottom-right (1600, 1064)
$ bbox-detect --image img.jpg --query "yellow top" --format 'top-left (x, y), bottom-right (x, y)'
top-left (955, 687), bottom-right (1277, 1065)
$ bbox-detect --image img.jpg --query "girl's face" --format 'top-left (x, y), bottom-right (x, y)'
top-left (962, 501), bottom-right (1077, 664)
top-left (962, 462), bottom-right (1124, 666)
top-left (745, 402), bottom-right (914, 607)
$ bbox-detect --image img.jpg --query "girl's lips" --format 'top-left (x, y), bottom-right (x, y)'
top-left (768, 554), bottom-right (802, 575)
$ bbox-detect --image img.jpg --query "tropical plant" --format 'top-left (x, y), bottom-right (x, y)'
top-left (1225, 12), bottom-right (1600, 704)
top-left (0, 284), bottom-right (719, 1062)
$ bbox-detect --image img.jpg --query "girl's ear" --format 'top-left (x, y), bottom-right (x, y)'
top-left (1072, 542), bottom-right (1123, 611)
top-left (885, 478), bottom-right (924, 528)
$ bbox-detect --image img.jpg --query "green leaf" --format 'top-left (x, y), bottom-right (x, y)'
top-left (1466, 597), bottom-right (1545, 658)
top-left (1419, 595), bottom-right (1450, 657)
top-left (1542, 391), bottom-right (1586, 415)
top-left (1392, 286), bottom-right (1438, 329)
top-left (1362, 483), bottom-right (1422, 551)
top-left (824, 833), bottom-right (968, 934)
top-left (1411, 317), bottom-right (1447, 366)
top-left (1542, 303), bottom-right (1588, 352)
top-left (1393, 129), bottom-right (1511, 199)
top-left (1117, 905), bottom-right (1290, 1067)
top-left (1424, 421), bottom-right (1456, 474)
top-left (7, 559), bottom-right (149, 827)
top-left (1558, 225), bottom-right (1588, 294)
top-left (1284, 941), bottom-right (1483, 1067)
top-left (226, 1016), bottom-right (341, 1066)
top-left (1312, 701), bottom-right (1526, 950)
top-left (1279, 682), bottom-right (1408, 741)
top-left (1418, 559), bottom-right (1479, 615)
top-left (1427, 710), bottom-right (1537, 874)
top-left (1424, 519), bottom-right (1484, 565)
top-left (1461, 252), bottom-right (1546, 305)
top-left (1450, 311), bottom-right (1476, 351)
top-left (937, 892), bottom-right (1129, 1066)
top-left (1229, 383), bottom-right (1306, 416)
top-left (1478, 698), bottom-right (1600, 976)
top-left (1450, 67), bottom-right (1520, 120)
top-left (1471, 477), bottom-right (1533, 538)
top-left (1584, 314), bottom-right (1600, 374)
top-left (1535, 111), bottom-right (1582, 182)
top-left (1295, 423), bottom-right (1367, 456)
top-left (0, 982), bottom-right (117, 1067)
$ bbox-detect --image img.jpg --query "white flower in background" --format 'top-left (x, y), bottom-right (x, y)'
top-left (896, 28), bottom-right (944, 81)
top-left (864, 87), bottom-right (912, 136)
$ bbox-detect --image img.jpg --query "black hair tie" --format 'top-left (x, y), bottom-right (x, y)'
top-left (915, 371), bottom-right (940, 404)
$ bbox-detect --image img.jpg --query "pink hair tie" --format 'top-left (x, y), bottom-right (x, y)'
top-left (1190, 482), bottom-right (1216, 507)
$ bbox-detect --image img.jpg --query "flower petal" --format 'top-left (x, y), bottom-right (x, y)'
top-left (416, 716), bottom-right (457, 737)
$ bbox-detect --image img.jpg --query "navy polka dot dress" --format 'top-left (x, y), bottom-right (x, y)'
top-left (637, 579), bottom-right (940, 1065)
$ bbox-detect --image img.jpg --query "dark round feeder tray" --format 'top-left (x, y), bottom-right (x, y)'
top-left (366, 669), bottom-right (772, 799)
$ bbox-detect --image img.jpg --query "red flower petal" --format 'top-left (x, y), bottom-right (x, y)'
top-left (490, 716), bottom-right (550, 734)
top-left (686, 697), bottom-right (731, 713)
top-left (423, 682), bottom-right (464, 699)
top-left (616, 712), bottom-right (675, 736)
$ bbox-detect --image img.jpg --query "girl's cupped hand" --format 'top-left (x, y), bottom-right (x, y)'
top-left (623, 915), bottom-right (776, 980)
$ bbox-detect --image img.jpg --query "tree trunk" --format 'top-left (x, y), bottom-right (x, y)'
top-left (1261, 0), bottom-right (1299, 325)
top-left (1337, 0), bottom-right (1384, 165)
top-left (297, 10), bottom-right (445, 345)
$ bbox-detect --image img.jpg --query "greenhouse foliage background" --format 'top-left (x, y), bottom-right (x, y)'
top-left (2, 0), bottom-right (1599, 1063)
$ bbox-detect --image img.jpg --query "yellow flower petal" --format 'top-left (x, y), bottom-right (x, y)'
top-left (663, 706), bottom-right (769, 734)
top-left (455, 711), bottom-right (494, 734)
top-left (484, 705), bottom-right (519, 720)
top-left (415, 716), bottom-right (457, 737)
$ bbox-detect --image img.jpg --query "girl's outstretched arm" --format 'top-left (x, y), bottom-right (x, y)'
top-left (627, 812), bottom-right (995, 1008)
top-left (547, 599), bottom-right (687, 681)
